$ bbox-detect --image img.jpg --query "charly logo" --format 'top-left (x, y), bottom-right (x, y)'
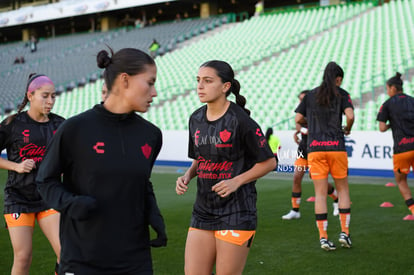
top-left (141, 143), bottom-right (152, 159)
top-left (93, 142), bottom-right (105, 154)
top-left (22, 129), bottom-right (30, 143)
top-left (19, 143), bottom-right (45, 162)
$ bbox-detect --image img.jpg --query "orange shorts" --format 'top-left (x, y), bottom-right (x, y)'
top-left (4, 209), bottom-right (59, 228)
top-left (189, 227), bottom-right (255, 247)
top-left (294, 157), bottom-right (308, 167)
top-left (308, 151), bottom-right (348, 180)
top-left (393, 150), bottom-right (414, 174)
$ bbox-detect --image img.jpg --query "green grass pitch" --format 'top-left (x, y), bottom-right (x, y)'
top-left (0, 169), bottom-right (413, 274)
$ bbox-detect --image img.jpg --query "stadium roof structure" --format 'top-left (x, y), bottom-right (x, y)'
top-left (0, 0), bottom-right (174, 28)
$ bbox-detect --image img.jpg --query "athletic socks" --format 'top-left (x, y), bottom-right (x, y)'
top-left (315, 213), bottom-right (328, 239)
top-left (339, 208), bottom-right (351, 235)
top-left (291, 192), bottom-right (301, 211)
top-left (328, 187), bottom-right (338, 202)
top-left (405, 198), bottom-right (414, 215)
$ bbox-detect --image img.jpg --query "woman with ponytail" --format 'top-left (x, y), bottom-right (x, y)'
top-left (377, 72), bottom-right (414, 218)
top-left (176, 60), bottom-right (276, 275)
top-left (295, 61), bottom-right (354, 251)
top-left (0, 73), bottom-right (63, 274)
top-left (36, 47), bottom-right (166, 274)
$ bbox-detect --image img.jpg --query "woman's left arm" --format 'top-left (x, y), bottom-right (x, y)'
top-left (212, 157), bottom-right (276, 198)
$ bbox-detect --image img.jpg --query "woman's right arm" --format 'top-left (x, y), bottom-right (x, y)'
top-left (176, 159), bottom-right (198, 195)
top-left (0, 158), bottom-right (35, 173)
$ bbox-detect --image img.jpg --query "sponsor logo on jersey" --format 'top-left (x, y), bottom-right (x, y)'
top-left (255, 128), bottom-right (262, 137)
top-left (93, 142), bottom-right (105, 154)
top-left (141, 143), bottom-right (152, 159)
top-left (259, 137), bottom-right (267, 148)
top-left (194, 129), bottom-right (233, 148)
top-left (19, 143), bottom-right (46, 162)
top-left (399, 137), bottom-right (414, 146)
top-left (309, 140), bottom-right (339, 147)
top-left (197, 156), bottom-right (233, 179)
top-left (22, 129), bottom-right (30, 143)
top-left (194, 129), bottom-right (200, 146)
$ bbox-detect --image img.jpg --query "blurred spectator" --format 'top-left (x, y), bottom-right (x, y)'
top-left (30, 35), bottom-right (38, 53)
top-left (13, 57), bottom-right (20, 64)
top-left (254, 0), bottom-right (264, 16)
top-left (149, 39), bottom-right (160, 59)
top-left (20, 56), bottom-right (25, 64)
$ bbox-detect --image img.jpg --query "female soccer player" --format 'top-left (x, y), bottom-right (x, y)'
top-left (0, 73), bottom-right (63, 275)
top-left (176, 60), bottom-right (276, 275)
top-left (36, 47), bottom-right (167, 274)
top-left (377, 72), bottom-right (414, 217)
top-left (295, 62), bottom-right (354, 251)
top-left (282, 90), bottom-right (339, 220)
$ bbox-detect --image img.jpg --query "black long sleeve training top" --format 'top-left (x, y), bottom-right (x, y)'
top-left (36, 104), bottom-right (163, 274)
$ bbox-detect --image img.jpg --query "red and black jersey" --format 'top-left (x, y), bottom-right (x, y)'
top-left (36, 104), bottom-right (162, 274)
top-left (0, 111), bottom-right (64, 214)
top-left (377, 93), bottom-right (414, 154)
top-left (295, 87), bottom-right (354, 153)
top-left (188, 102), bottom-right (274, 230)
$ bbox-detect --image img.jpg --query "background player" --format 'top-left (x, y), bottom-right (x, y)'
top-left (0, 73), bottom-right (63, 275)
top-left (295, 61), bottom-right (354, 251)
top-left (282, 90), bottom-right (339, 220)
top-left (377, 72), bottom-right (414, 217)
top-left (176, 60), bottom-right (276, 275)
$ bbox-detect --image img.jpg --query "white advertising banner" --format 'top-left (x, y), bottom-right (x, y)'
top-left (0, 130), bottom-right (398, 177)
top-left (156, 130), bottom-right (396, 176)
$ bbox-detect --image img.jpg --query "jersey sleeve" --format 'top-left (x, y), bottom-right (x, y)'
top-left (376, 101), bottom-right (389, 122)
top-left (188, 121), bottom-right (196, 159)
top-left (36, 121), bottom-right (89, 214)
top-left (295, 95), bottom-right (307, 116)
top-left (0, 118), bottom-right (11, 151)
top-left (341, 91), bottom-right (354, 111)
top-left (242, 119), bottom-right (274, 163)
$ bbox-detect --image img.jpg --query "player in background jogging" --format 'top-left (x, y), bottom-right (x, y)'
top-left (265, 127), bottom-right (280, 164)
top-left (176, 60), bottom-right (276, 275)
top-left (295, 61), bottom-right (354, 251)
top-left (36, 47), bottom-right (166, 274)
top-left (377, 72), bottom-right (414, 217)
top-left (282, 90), bottom-right (339, 220)
top-left (0, 73), bottom-right (63, 275)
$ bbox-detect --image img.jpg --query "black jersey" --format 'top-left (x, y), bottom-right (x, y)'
top-left (188, 102), bottom-right (274, 230)
top-left (295, 87), bottom-right (354, 153)
top-left (36, 104), bottom-right (162, 274)
top-left (0, 111), bottom-right (64, 214)
top-left (377, 93), bottom-right (414, 154)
